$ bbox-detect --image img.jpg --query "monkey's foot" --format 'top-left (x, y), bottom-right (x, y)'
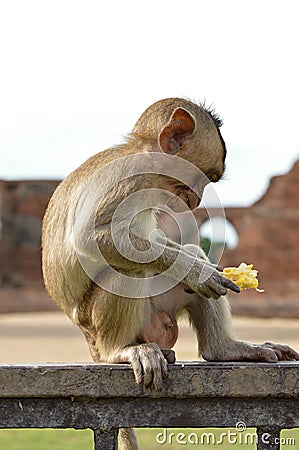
top-left (261, 342), bottom-right (299, 361)
top-left (203, 340), bottom-right (299, 363)
top-left (111, 343), bottom-right (175, 390)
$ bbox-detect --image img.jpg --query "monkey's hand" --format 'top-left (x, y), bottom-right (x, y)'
top-left (110, 343), bottom-right (175, 390)
top-left (183, 258), bottom-right (240, 299)
top-left (152, 239), bottom-right (239, 298)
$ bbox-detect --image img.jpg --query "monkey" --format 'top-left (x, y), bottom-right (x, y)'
top-left (42, 98), bottom-right (299, 450)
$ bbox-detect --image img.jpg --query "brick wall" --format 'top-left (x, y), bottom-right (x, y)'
top-left (195, 160), bottom-right (299, 317)
top-left (0, 180), bottom-right (59, 312)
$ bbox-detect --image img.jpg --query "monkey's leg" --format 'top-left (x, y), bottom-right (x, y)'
top-left (118, 428), bottom-right (139, 450)
top-left (186, 296), bottom-right (299, 362)
top-left (82, 332), bottom-right (140, 450)
top-left (76, 283), bottom-right (174, 390)
top-left (78, 287), bottom-right (174, 450)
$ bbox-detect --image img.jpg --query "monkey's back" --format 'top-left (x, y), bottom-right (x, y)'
top-left (42, 144), bottom-right (138, 317)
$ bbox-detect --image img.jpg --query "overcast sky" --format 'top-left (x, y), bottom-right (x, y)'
top-left (0, 0), bottom-right (298, 207)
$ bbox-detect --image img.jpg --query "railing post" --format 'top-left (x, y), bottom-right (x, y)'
top-left (257, 426), bottom-right (281, 450)
top-left (93, 428), bottom-right (118, 450)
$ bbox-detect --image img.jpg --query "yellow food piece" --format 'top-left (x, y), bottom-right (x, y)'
top-left (222, 262), bottom-right (261, 291)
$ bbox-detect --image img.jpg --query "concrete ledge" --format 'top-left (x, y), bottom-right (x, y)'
top-left (0, 362), bottom-right (298, 449)
top-left (0, 361), bottom-right (299, 398)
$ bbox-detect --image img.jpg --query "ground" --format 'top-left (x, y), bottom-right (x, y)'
top-left (0, 312), bottom-right (298, 363)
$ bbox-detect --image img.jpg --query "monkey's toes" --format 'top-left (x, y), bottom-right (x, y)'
top-left (256, 347), bottom-right (278, 363)
top-left (250, 343), bottom-right (299, 363)
top-left (129, 343), bottom-right (168, 390)
top-left (263, 342), bottom-right (299, 361)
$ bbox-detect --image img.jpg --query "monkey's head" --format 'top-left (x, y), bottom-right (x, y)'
top-left (132, 98), bottom-right (226, 210)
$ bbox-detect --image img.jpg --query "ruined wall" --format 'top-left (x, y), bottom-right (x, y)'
top-left (196, 160), bottom-right (299, 317)
top-left (0, 161), bottom-right (299, 315)
top-left (0, 180), bottom-right (59, 312)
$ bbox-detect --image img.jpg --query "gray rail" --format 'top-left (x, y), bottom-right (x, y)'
top-left (1, 361), bottom-right (299, 449)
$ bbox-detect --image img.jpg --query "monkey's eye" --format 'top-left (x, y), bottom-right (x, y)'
top-left (210, 173), bottom-right (221, 182)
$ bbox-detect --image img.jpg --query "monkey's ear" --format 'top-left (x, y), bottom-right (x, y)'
top-left (158, 108), bottom-right (196, 154)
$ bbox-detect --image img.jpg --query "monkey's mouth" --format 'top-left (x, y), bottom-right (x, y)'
top-left (173, 189), bottom-right (201, 211)
top-left (167, 194), bottom-right (201, 212)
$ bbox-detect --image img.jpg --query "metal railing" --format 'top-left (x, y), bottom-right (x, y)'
top-left (0, 362), bottom-right (298, 449)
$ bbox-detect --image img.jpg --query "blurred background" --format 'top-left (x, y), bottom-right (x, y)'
top-left (1, 0), bottom-right (299, 319)
top-left (0, 1), bottom-right (299, 448)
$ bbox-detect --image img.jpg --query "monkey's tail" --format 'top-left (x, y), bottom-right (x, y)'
top-left (118, 428), bottom-right (139, 450)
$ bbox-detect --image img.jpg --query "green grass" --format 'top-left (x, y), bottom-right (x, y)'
top-left (0, 428), bottom-right (298, 449)
top-left (0, 429), bottom-right (93, 450)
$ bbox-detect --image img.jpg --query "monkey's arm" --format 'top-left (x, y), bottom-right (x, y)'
top-left (88, 224), bottom-right (239, 299)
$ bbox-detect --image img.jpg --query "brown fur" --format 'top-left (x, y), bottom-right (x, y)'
top-left (42, 98), bottom-right (299, 450)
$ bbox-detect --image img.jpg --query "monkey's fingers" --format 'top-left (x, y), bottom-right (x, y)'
top-left (263, 342), bottom-right (299, 361)
top-left (220, 276), bottom-right (241, 293)
top-left (205, 272), bottom-right (240, 298)
top-left (140, 344), bottom-right (168, 390)
top-left (185, 276), bottom-right (224, 299)
top-left (185, 263), bottom-right (240, 299)
top-left (203, 264), bottom-right (241, 294)
top-left (124, 343), bottom-right (168, 390)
